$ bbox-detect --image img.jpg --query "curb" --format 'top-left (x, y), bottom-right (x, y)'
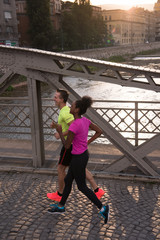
top-left (1, 166), bottom-right (160, 183)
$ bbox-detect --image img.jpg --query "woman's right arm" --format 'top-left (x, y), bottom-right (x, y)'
top-left (56, 124), bottom-right (74, 149)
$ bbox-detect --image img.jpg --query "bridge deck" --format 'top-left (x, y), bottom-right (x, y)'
top-left (1, 138), bottom-right (160, 180)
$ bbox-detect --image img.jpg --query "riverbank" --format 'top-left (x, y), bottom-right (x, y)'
top-left (65, 42), bottom-right (160, 60)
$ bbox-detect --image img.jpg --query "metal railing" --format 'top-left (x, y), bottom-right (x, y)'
top-left (0, 97), bottom-right (160, 146)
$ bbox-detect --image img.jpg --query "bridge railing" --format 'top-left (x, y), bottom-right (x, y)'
top-left (1, 46), bottom-right (160, 176)
top-left (1, 97), bottom-right (160, 147)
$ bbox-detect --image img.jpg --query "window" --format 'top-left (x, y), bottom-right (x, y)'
top-left (4, 11), bottom-right (12, 20)
top-left (6, 26), bottom-right (13, 33)
top-left (4, 0), bottom-right (10, 4)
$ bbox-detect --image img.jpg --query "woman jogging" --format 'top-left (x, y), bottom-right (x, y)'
top-left (48, 96), bottom-right (110, 224)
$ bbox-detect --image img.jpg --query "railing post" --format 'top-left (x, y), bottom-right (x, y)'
top-left (27, 78), bottom-right (45, 167)
top-left (135, 102), bottom-right (139, 147)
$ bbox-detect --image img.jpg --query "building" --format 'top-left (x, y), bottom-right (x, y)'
top-left (50, 0), bottom-right (61, 30)
top-left (102, 8), bottom-right (155, 45)
top-left (91, 5), bottom-right (102, 18)
top-left (129, 8), bottom-right (156, 43)
top-left (15, 0), bottom-right (30, 47)
top-left (154, 0), bottom-right (160, 11)
top-left (0, 0), bottom-right (19, 46)
top-left (15, 0), bottom-right (61, 47)
top-left (154, 0), bottom-right (160, 41)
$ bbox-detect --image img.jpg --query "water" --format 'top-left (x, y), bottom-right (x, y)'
top-left (44, 74), bottom-right (160, 103)
top-left (62, 77), bottom-right (160, 102)
top-left (134, 56), bottom-right (160, 60)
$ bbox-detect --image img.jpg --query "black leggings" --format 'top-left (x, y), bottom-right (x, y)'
top-left (59, 150), bottom-right (102, 209)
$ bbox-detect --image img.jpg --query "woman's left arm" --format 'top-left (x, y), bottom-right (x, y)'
top-left (64, 131), bottom-right (74, 149)
top-left (87, 122), bottom-right (102, 145)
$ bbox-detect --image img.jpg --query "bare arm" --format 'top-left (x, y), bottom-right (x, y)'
top-left (87, 122), bottom-right (102, 145)
top-left (51, 120), bottom-right (74, 139)
top-left (56, 125), bottom-right (74, 149)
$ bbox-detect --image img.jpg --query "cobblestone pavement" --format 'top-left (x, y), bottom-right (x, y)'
top-left (0, 171), bottom-right (160, 240)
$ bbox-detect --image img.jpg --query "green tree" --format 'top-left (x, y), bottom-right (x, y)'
top-left (26, 0), bottom-right (55, 50)
top-left (60, 0), bottom-right (107, 50)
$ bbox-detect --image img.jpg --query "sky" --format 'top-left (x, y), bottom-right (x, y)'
top-left (90, 0), bottom-right (157, 5)
top-left (64, 0), bottom-right (157, 7)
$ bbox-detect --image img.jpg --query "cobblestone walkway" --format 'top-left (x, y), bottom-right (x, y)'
top-left (0, 172), bottom-right (160, 240)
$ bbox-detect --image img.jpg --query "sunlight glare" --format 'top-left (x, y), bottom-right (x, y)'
top-left (63, 0), bottom-right (157, 6)
top-left (90, 0), bottom-right (156, 6)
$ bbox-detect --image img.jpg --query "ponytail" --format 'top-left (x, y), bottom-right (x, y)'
top-left (75, 96), bottom-right (93, 115)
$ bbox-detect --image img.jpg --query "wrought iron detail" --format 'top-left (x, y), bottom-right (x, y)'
top-left (0, 46), bottom-right (160, 176)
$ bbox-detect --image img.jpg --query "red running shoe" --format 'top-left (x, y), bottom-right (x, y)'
top-left (47, 191), bottom-right (62, 202)
top-left (95, 188), bottom-right (105, 199)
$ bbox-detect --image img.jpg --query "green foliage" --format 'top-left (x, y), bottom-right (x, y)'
top-left (6, 85), bottom-right (14, 92)
top-left (58, 0), bottom-right (107, 51)
top-left (107, 55), bottom-right (126, 63)
top-left (26, 0), bottom-right (55, 50)
top-left (137, 49), bottom-right (160, 56)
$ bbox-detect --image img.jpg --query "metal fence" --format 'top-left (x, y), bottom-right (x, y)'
top-left (0, 97), bottom-right (160, 146)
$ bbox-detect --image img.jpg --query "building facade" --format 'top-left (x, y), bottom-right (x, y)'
top-left (154, 0), bottom-right (160, 11)
top-left (129, 8), bottom-right (156, 43)
top-left (91, 5), bottom-right (102, 18)
top-left (50, 0), bottom-right (61, 31)
top-left (0, 0), bottom-right (19, 46)
top-left (15, 0), bottom-right (30, 47)
top-left (154, 0), bottom-right (160, 41)
top-left (102, 8), bottom-right (156, 45)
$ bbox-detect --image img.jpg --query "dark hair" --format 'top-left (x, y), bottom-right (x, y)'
top-left (75, 96), bottom-right (93, 115)
top-left (57, 89), bottom-right (69, 103)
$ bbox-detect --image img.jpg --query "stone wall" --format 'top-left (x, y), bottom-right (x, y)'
top-left (65, 42), bottom-right (160, 59)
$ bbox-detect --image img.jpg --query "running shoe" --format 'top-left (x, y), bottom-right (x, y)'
top-left (48, 204), bottom-right (65, 214)
top-left (99, 205), bottom-right (110, 224)
top-left (47, 191), bottom-right (62, 202)
top-left (95, 188), bottom-right (105, 199)
top-left (49, 203), bottom-right (57, 207)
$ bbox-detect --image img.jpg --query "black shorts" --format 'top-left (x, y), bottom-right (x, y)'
top-left (58, 145), bottom-right (72, 166)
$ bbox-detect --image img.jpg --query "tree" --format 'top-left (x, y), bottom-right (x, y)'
top-left (26, 0), bottom-right (55, 50)
top-left (60, 0), bottom-right (107, 50)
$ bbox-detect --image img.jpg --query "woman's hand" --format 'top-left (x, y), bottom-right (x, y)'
top-left (54, 132), bottom-right (60, 139)
top-left (56, 124), bottom-right (62, 134)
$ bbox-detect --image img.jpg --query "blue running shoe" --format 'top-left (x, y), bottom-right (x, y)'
top-left (99, 205), bottom-right (110, 224)
top-left (49, 203), bottom-right (57, 207)
top-left (48, 204), bottom-right (65, 214)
